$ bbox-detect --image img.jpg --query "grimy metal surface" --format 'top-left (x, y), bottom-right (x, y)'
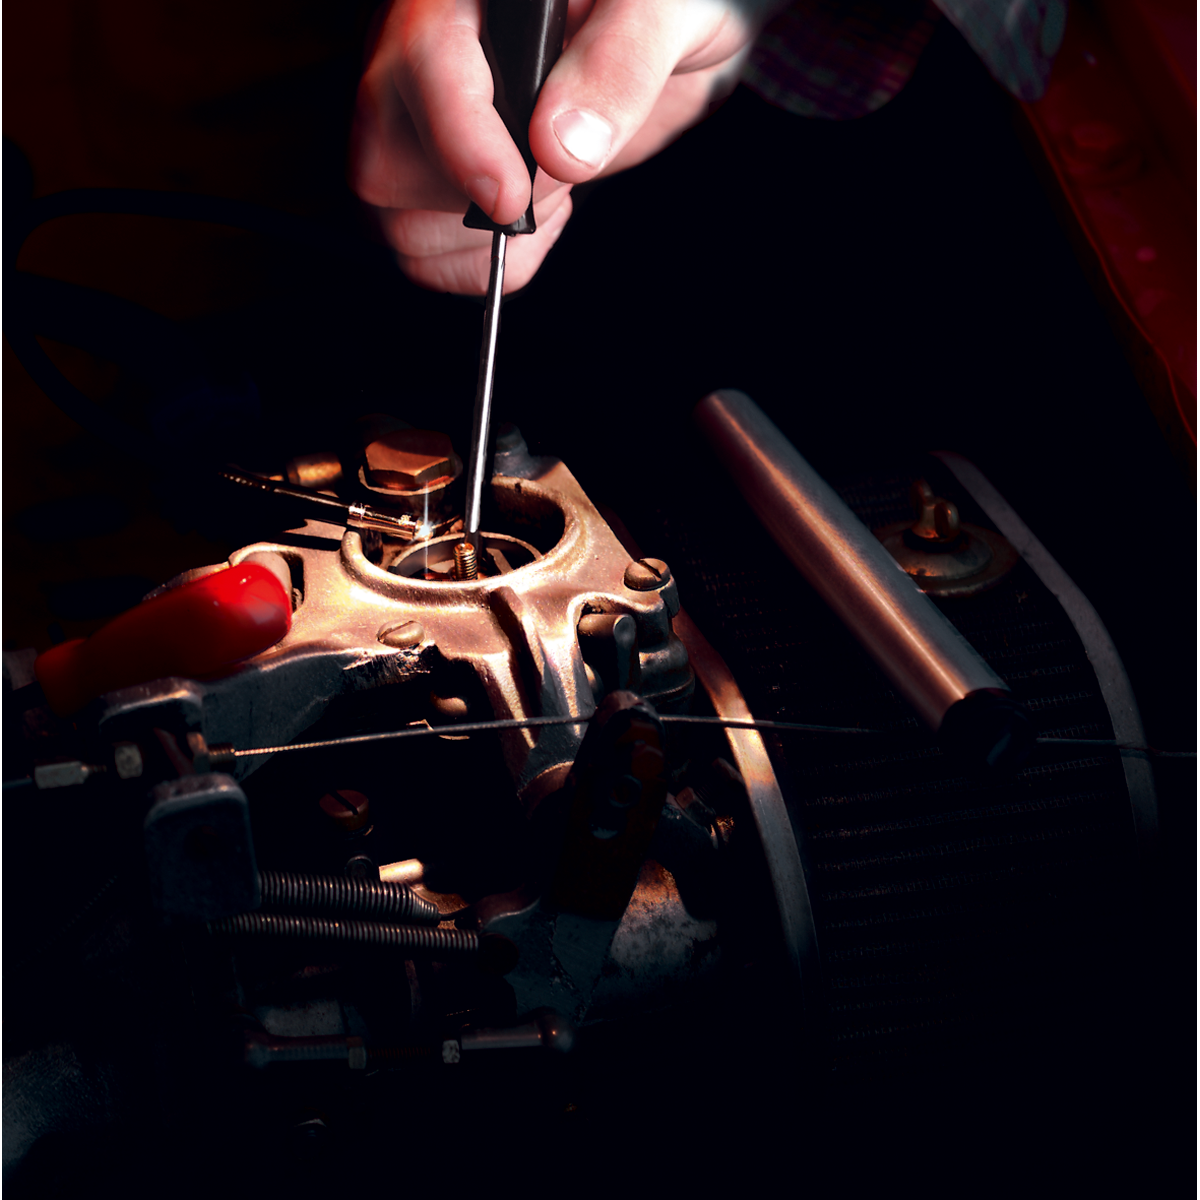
top-left (114, 454), bottom-right (692, 810)
top-left (694, 390), bottom-right (1007, 731)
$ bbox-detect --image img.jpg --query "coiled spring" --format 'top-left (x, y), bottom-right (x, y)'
top-left (209, 912), bottom-right (479, 957)
top-left (257, 871), bottom-right (441, 925)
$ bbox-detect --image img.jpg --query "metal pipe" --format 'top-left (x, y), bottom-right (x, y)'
top-left (694, 390), bottom-right (1032, 768)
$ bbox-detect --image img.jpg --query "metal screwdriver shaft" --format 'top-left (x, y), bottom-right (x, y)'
top-left (457, 0), bottom-right (567, 561)
top-left (462, 230), bottom-right (507, 555)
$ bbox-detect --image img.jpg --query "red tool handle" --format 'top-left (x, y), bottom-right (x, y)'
top-left (35, 563), bottom-right (292, 716)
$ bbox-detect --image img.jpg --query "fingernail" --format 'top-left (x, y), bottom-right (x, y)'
top-left (465, 175), bottom-right (501, 217)
top-left (552, 110), bottom-right (612, 169)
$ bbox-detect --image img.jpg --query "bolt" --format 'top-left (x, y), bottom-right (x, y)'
top-left (623, 557), bottom-right (671, 591)
top-left (318, 789), bottom-right (371, 833)
top-left (378, 620), bottom-right (425, 649)
top-left (364, 428), bottom-right (457, 492)
top-left (453, 542), bottom-right (478, 581)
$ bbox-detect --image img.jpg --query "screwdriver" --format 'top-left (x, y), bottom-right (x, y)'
top-left (459, 0), bottom-right (569, 573)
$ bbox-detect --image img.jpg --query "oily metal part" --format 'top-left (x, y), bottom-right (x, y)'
top-left (694, 390), bottom-right (1008, 731)
top-left (671, 608), bottom-right (819, 990)
top-left (113, 452), bottom-right (692, 804)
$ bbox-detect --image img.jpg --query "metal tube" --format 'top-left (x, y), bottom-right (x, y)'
top-left (693, 390), bottom-right (1009, 732)
top-left (463, 230), bottom-right (508, 552)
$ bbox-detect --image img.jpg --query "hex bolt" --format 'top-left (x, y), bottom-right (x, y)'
top-left (364, 428), bottom-right (457, 491)
top-left (623, 558), bottom-right (671, 591)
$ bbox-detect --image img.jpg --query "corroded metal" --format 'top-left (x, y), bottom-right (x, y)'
top-left (875, 477), bottom-right (1020, 598)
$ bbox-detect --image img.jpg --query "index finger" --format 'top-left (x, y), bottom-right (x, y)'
top-left (389, 0), bottom-right (540, 225)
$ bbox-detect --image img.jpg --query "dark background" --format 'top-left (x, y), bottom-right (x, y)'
top-left (4, 0), bottom-right (1195, 1188)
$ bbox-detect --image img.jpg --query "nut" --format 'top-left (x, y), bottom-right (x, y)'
top-left (364, 429), bottom-right (458, 492)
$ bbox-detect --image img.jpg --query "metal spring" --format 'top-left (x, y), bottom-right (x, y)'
top-left (453, 541), bottom-right (478, 580)
top-left (209, 912), bottom-right (479, 958)
top-left (257, 871), bottom-right (441, 925)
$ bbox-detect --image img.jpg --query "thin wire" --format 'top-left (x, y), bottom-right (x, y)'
top-left (231, 713), bottom-right (593, 758)
top-left (660, 714), bottom-right (880, 735)
top-left (1035, 736), bottom-right (1195, 758)
top-left (227, 711), bottom-right (1195, 760)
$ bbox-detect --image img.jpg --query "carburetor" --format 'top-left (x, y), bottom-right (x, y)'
top-left (6, 413), bottom-right (813, 1167)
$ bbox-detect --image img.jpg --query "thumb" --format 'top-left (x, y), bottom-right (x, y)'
top-left (528, 0), bottom-right (697, 182)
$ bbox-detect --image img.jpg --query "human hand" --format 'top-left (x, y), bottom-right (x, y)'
top-left (350, 0), bottom-right (779, 295)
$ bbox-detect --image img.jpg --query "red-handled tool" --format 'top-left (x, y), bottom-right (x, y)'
top-left (35, 563), bottom-right (292, 716)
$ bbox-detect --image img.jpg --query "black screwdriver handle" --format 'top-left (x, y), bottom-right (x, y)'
top-left (463, 0), bottom-right (569, 236)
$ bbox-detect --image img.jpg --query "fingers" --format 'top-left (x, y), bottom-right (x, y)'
top-left (350, 74), bottom-right (478, 212)
top-left (528, 0), bottom-right (690, 183)
top-left (383, 175), bottom-right (572, 258)
top-left (393, 0), bottom-right (541, 225)
top-left (390, 189), bottom-right (574, 295)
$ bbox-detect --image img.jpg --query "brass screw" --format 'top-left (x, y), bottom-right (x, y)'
top-left (453, 542), bottom-right (478, 581)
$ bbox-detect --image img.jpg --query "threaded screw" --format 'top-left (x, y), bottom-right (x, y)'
top-left (453, 541), bottom-right (478, 580)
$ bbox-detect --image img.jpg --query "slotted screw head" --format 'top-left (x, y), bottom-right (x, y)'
top-left (318, 789), bottom-right (371, 832)
top-left (623, 558), bottom-right (670, 591)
